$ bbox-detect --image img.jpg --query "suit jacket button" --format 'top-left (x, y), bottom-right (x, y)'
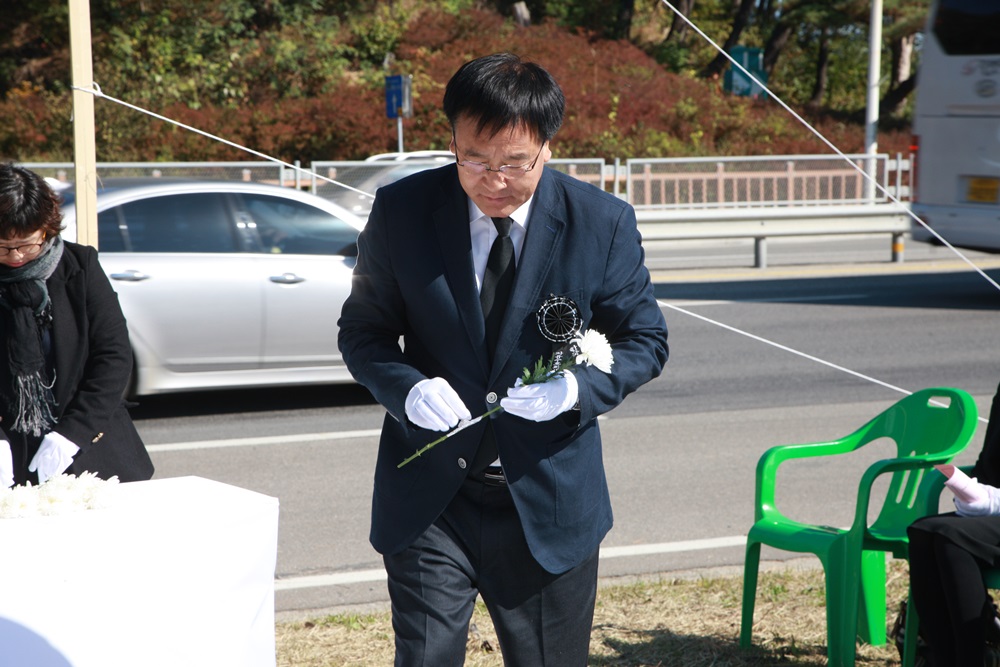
top-left (457, 458), bottom-right (467, 469)
top-left (486, 392), bottom-right (498, 404)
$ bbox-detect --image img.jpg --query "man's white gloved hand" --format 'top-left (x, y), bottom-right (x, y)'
top-left (405, 377), bottom-right (472, 432)
top-left (501, 372), bottom-right (578, 422)
top-left (0, 440), bottom-right (13, 488)
top-left (28, 432), bottom-right (80, 484)
top-left (955, 481), bottom-right (1000, 517)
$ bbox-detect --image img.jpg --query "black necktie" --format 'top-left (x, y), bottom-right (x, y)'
top-left (473, 216), bottom-right (515, 476)
top-left (480, 216), bottom-right (515, 357)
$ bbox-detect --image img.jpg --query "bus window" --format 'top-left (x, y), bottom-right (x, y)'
top-left (933, 0), bottom-right (1000, 56)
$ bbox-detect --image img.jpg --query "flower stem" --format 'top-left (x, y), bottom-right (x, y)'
top-left (397, 405), bottom-right (504, 468)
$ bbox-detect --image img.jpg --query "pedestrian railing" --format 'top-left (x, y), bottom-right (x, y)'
top-left (625, 154), bottom-right (910, 209)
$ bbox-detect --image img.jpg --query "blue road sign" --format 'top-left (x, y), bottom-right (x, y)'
top-left (385, 75), bottom-right (413, 119)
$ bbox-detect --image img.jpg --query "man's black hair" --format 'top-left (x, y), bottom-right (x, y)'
top-left (443, 52), bottom-right (565, 143)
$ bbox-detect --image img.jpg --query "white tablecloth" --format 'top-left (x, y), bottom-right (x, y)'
top-left (0, 476), bottom-right (279, 667)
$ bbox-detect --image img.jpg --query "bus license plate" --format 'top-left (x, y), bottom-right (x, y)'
top-left (967, 177), bottom-right (1000, 204)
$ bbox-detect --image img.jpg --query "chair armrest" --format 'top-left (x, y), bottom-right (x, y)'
top-left (754, 437), bottom-right (855, 519)
top-left (852, 456), bottom-right (959, 529)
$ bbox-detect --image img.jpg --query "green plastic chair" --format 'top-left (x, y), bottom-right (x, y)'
top-left (901, 464), bottom-right (1000, 667)
top-left (740, 387), bottom-right (979, 667)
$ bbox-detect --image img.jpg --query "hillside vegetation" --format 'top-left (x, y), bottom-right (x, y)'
top-left (0, 2), bottom-right (915, 163)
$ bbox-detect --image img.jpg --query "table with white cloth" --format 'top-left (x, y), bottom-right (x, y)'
top-left (0, 476), bottom-right (279, 667)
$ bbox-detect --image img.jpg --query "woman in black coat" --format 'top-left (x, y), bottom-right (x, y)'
top-left (0, 163), bottom-right (152, 487)
top-left (908, 381), bottom-right (1000, 667)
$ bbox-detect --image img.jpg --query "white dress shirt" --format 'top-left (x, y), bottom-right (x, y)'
top-left (469, 198), bottom-right (532, 292)
top-left (468, 198), bottom-right (533, 469)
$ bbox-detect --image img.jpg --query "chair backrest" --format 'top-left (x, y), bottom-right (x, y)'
top-left (863, 388), bottom-right (979, 543)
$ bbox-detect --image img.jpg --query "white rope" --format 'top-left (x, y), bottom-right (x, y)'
top-left (661, 301), bottom-right (990, 424)
top-left (657, 0), bottom-right (1000, 294)
top-left (70, 83), bottom-right (375, 200)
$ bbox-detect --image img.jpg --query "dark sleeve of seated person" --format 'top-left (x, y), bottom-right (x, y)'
top-left (904, 381), bottom-right (1000, 667)
top-left (972, 380), bottom-right (1000, 487)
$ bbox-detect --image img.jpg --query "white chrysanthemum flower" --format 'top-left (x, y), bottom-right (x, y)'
top-left (38, 474), bottom-right (86, 515)
top-left (573, 329), bottom-right (614, 373)
top-left (0, 472), bottom-right (120, 518)
top-left (0, 484), bottom-right (40, 518)
top-left (80, 473), bottom-right (119, 509)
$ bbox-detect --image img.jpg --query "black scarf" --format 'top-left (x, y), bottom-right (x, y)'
top-left (0, 236), bottom-right (64, 436)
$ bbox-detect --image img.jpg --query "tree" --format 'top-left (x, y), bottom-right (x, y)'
top-left (806, 30), bottom-right (831, 109)
top-left (699, 0), bottom-right (756, 79)
top-left (0, 0), bottom-right (69, 96)
top-left (878, 0), bottom-right (926, 116)
top-left (614, 0), bottom-right (637, 40)
top-left (761, 20), bottom-right (792, 76)
top-left (662, 0), bottom-right (696, 43)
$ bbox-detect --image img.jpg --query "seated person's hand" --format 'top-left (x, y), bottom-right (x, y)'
top-left (955, 480), bottom-right (1000, 517)
top-left (405, 377), bottom-right (471, 431)
top-left (28, 432), bottom-right (79, 484)
top-left (501, 372), bottom-right (578, 422)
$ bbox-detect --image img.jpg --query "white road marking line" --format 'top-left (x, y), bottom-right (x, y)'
top-left (273, 535), bottom-right (747, 591)
top-left (665, 293), bottom-right (867, 307)
top-left (146, 429), bottom-right (381, 453)
top-left (599, 535), bottom-right (746, 558)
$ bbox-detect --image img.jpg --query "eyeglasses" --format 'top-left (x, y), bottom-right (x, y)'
top-left (454, 138), bottom-right (545, 179)
top-left (0, 237), bottom-right (46, 257)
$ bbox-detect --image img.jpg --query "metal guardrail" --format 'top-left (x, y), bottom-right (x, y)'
top-left (25, 155), bottom-right (912, 268)
top-left (625, 154), bottom-right (913, 268)
top-left (635, 202), bottom-right (912, 268)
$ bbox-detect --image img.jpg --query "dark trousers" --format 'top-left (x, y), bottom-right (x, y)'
top-left (908, 525), bottom-right (993, 667)
top-left (383, 476), bottom-right (599, 667)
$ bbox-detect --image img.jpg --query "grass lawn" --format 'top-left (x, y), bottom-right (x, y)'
top-left (276, 559), bottom-right (910, 666)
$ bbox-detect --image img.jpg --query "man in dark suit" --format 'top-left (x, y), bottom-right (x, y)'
top-left (338, 53), bottom-right (668, 666)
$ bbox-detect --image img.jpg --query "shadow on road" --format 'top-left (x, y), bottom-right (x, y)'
top-left (128, 382), bottom-right (377, 420)
top-left (655, 267), bottom-right (1000, 311)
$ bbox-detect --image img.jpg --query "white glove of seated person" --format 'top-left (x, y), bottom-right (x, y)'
top-left (405, 377), bottom-right (472, 432)
top-left (28, 432), bottom-right (80, 485)
top-left (501, 372), bottom-right (578, 422)
top-left (0, 440), bottom-right (13, 488)
top-left (955, 480), bottom-right (1000, 517)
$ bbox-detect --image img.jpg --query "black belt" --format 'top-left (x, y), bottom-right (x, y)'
top-left (482, 465), bottom-right (506, 486)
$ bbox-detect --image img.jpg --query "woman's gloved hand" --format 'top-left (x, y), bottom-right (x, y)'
top-left (28, 432), bottom-right (79, 484)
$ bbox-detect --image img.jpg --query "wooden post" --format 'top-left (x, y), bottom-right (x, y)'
top-left (69, 0), bottom-right (98, 249)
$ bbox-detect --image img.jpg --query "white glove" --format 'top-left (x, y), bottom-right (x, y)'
top-left (405, 377), bottom-right (472, 432)
top-left (955, 481), bottom-right (1000, 517)
top-left (28, 432), bottom-right (80, 484)
top-left (0, 440), bottom-right (13, 488)
top-left (501, 372), bottom-right (578, 422)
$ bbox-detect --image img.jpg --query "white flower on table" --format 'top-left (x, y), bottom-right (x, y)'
top-left (0, 472), bottom-right (119, 518)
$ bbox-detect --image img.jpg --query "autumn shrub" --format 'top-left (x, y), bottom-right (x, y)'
top-left (0, 4), bottom-right (913, 164)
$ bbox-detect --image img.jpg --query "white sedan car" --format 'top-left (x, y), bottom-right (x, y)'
top-left (60, 179), bottom-right (365, 397)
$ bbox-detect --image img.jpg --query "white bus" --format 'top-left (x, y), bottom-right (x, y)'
top-left (910, 0), bottom-right (1000, 250)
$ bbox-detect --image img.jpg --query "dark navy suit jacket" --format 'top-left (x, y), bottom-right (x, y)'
top-left (338, 164), bottom-right (668, 574)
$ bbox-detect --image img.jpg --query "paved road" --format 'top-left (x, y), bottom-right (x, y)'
top-left (130, 237), bottom-right (1000, 619)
